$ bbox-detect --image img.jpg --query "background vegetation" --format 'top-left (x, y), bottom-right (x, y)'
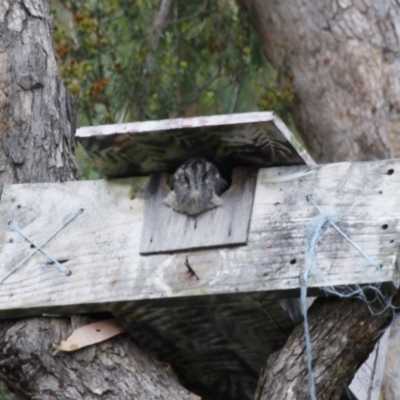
top-left (51, 0), bottom-right (294, 179)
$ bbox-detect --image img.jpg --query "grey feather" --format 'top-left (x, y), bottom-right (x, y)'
top-left (164, 158), bottom-right (227, 216)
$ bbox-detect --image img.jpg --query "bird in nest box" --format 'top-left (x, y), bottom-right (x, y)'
top-left (75, 112), bottom-right (314, 254)
top-left (164, 157), bottom-right (228, 216)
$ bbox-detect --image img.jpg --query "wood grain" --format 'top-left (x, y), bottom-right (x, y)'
top-left (140, 167), bottom-right (258, 254)
top-left (76, 112), bottom-right (315, 178)
top-left (0, 159), bottom-right (399, 318)
top-left (109, 298), bottom-right (293, 400)
top-left (349, 326), bottom-right (390, 400)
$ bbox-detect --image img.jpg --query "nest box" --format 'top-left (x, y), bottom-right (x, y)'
top-left (77, 112), bottom-right (314, 254)
top-left (1, 112), bottom-right (399, 400)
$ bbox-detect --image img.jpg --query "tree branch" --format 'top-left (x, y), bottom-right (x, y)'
top-left (228, 68), bottom-right (244, 113)
top-left (139, 0), bottom-right (173, 119)
top-left (255, 296), bottom-right (396, 399)
top-left (167, 0), bottom-right (208, 24)
top-left (144, 0), bottom-right (173, 78)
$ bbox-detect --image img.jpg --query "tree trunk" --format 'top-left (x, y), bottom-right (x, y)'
top-left (254, 298), bottom-right (393, 400)
top-left (0, 0), bottom-right (78, 190)
top-left (0, 1), bottom-right (197, 399)
top-left (241, 0), bottom-right (400, 163)
top-left (0, 316), bottom-right (200, 400)
top-left (237, 0), bottom-right (400, 398)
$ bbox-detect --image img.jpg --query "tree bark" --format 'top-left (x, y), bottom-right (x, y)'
top-left (254, 298), bottom-right (393, 400)
top-left (144, 0), bottom-right (173, 78)
top-left (0, 0), bottom-right (78, 190)
top-left (241, 0), bottom-right (400, 163)
top-left (0, 316), bottom-right (199, 400)
top-left (0, 1), bottom-right (198, 399)
top-left (139, 0), bottom-right (173, 119)
top-left (237, 0), bottom-right (400, 398)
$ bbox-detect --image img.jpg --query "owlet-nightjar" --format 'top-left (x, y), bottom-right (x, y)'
top-left (164, 157), bottom-right (227, 216)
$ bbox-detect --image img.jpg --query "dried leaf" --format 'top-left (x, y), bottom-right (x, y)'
top-left (55, 319), bottom-right (125, 352)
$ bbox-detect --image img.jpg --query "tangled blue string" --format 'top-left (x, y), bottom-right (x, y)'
top-left (302, 195), bottom-right (391, 400)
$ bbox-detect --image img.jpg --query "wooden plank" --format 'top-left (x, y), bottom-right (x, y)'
top-left (349, 327), bottom-right (390, 400)
top-left (140, 167), bottom-right (258, 254)
top-left (379, 314), bottom-right (400, 399)
top-left (75, 112), bottom-right (315, 178)
top-left (0, 159), bottom-right (399, 318)
top-left (110, 299), bottom-right (293, 400)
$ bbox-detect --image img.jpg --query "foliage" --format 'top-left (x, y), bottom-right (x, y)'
top-left (52, 0), bottom-right (294, 123)
top-left (0, 382), bottom-right (16, 400)
top-left (50, 0), bottom-right (295, 178)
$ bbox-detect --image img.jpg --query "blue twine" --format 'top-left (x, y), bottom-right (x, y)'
top-left (0, 209), bottom-right (84, 285)
top-left (9, 222), bottom-right (70, 275)
top-left (302, 195), bottom-right (386, 400)
top-left (306, 195), bottom-right (381, 271)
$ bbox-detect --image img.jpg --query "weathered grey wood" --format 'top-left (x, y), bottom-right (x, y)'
top-left (278, 297), bottom-right (315, 323)
top-left (110, 298), bottom-right (293, 400)
top-left (76, 111), bottom-right (315, 178)
top-left (140, 167), bottom-right (258, 254)
top-left (0, 159), bottom-right (399, 317)
top-left (379, 314), bottom-right (400, 399)
top-left (349, 327), bottom-right (390, 400)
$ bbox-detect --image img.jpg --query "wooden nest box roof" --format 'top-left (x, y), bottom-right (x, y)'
top-left (76, 112), bottom-right (315, 178)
